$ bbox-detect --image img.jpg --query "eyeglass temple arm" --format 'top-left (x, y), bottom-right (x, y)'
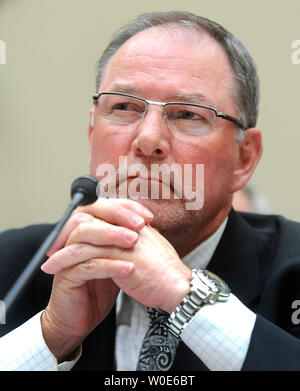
top-left (217, 112), bottom-right (245, 130)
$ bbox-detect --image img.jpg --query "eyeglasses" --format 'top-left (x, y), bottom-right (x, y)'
top-left (92, 92), bottom-right (245, 137)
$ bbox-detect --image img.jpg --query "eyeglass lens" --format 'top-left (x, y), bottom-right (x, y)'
top-left (96, 93), bottom-right (217, 136)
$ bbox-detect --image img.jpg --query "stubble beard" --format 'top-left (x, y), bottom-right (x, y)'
top-left (133, 197), bottom-right (205, 241)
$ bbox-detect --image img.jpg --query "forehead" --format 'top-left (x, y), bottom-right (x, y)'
top-left (100, 26), bottom-right (235, 108)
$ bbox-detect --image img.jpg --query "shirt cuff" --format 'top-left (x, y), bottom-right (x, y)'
top-left (181, 293), bottom-right (256, 371)
top-left (0, 311), bottom-right (81, 371)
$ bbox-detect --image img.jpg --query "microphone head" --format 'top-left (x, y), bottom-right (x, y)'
top-left (71, 175), bottom-right (99, 206)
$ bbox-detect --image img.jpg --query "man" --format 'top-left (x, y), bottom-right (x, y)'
top-left (232, 185), bottom-right (272, 213)
top-left (0, 10), bottom-right (300, 371)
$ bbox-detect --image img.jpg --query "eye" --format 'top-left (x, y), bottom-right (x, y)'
top-left (113, 102), bottom-right (131, 111)
top-left (112, 101), bottom-right (143, 113)
top-left (167, 105), bottom-right (215, 125)
top-left (172, 110), bottom-right (204, 121)
top-left (180, 110), bottom-right (199, 120)
top-left (166, 105), bottom-right (215, 136)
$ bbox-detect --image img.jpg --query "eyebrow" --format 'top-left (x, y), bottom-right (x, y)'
top-left (171, 94), bottom-right (215, 107)
top-left (110, 84), bottom-right (139, 95)
top-left (109, 84), bottom-right (216, 107)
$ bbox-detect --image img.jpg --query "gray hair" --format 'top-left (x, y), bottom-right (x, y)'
top-left (95, 10), bottom-right (260, 129)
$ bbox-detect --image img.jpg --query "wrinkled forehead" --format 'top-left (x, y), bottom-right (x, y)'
top-left (99, 26), bottom-right (236, 113)
top-left (101, 25), bottom-right (233, 83)
top-left (118, 24), bottom-right (207, 53)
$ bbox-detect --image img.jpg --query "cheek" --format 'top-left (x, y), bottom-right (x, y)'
top-left (173, 135), bottom-right (238, 196)
top-left (173, 135), bottom-right (235, 168)
top-left (89, 127), bottom-right (133, 173)
top-left (203, 142), bottom-right (239, 205)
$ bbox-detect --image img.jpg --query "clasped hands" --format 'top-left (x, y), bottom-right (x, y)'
top-left (40, 198), bottom-right (191, 361)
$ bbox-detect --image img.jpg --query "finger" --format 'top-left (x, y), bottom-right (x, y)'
top-left (47, 198), bottom-right (152, 257)
top-left (110, 198), bottom-right (154, 221)
top-left (45, 258), bottom-right (135, 280)
top-left (42, 225), bottom-right (137, 275)
top-left (78, 198), bottom-right (153, 230)
top-left (47, 212), bottom-right (94, 257)
top-left (65, 217), bottom-right (139, 248)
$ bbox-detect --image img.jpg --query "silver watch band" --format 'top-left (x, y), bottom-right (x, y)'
top-left (167, 269), bottom-right (203, 338)
top-left (167, 269), bottom-right (230, 338)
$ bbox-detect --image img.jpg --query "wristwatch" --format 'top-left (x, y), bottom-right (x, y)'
top-left (167, 268), bottom-right (231, 338)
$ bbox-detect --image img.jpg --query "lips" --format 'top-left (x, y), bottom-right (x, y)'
top-left (131, 174), bottom-right (162, 184)
top-left (120, 173), bottom-right (173, 189)
top-left (118, 172), bottom-right (184, 201)
top-left (97, 160), bottom-right (184, 200)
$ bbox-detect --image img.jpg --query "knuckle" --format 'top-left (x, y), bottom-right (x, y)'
top-left (73, 212), bottom-right (92, 224)
top-left (73, 212), bottom-right (88, 224)
top-left (117, 198), bottom-right (137, 206)
top-left (80, 260), bottom-right (96, 272)
top-left (85, 260), bottom-right (96, 270)
top-left (106, 200), bottom-right (124, 215)
top-left (105, 228), bottom-right (118, 241)
top-left (67, 243), bottom-right (83, 256)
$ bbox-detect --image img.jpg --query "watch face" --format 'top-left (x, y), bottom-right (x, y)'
top-left (201, 270), bottom-right (231, 296)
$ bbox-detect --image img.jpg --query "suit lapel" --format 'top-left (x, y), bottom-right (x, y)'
top-left (172, 209), bottom-right (263, 370)
top-left (208, 209), bottom-right (262, 308)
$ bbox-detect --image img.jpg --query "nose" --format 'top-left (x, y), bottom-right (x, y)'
top-left (131, 107), bottom-right (170, 159)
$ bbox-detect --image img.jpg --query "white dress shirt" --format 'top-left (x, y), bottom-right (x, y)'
top-left (115, 218), bottom-right (256, 370)
top-left (0, 217), bottom-right (256, 371)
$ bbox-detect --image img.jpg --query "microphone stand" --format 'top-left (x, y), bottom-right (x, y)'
top-left (4, 176), bottom-right (98, 316)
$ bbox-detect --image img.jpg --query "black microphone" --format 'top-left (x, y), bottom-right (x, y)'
top-left (4, 175), bottom-right (99, 315)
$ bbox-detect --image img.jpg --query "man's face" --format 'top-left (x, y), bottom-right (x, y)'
top-left (89, 27), bottom-right (247, 239)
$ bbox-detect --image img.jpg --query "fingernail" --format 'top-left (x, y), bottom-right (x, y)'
top-left (131, 215), bottom-right (144, 227)
top-left (144, 209), bottom-right (154, 219)
top-left (122, 262), bottom-right (134, 274)
top-left (124, 230), bottom-right (138, 243)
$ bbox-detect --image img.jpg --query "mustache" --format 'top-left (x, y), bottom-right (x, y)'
top-left (95, 157), bottom-right (205, 210)
top-left (110, 161), bottom-right (182, 198)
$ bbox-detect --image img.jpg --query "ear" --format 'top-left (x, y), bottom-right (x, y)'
top-left (88, 108), bottom-right (95, 140)
top-left (88, 108), bottom-right (95, 167)
top-left (230, 128), bottom-right (263, 193)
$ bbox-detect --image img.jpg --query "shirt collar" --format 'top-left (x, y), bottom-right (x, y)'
top-left (181, 217), bottom-right (228, 270)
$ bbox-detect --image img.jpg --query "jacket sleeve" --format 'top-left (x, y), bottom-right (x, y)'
top-left (0, 224), bottom-right (54, 336)
top-left (242, 314), bottom-right (300, 370)
top-left (242, 257), bottom-right (300, 371)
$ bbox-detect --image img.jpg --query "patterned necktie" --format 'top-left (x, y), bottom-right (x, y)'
top-left (136, 307), bottom-right (180, 371)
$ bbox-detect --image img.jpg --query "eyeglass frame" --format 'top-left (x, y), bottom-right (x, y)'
top-left (92, 91), bottom-right (246, 131)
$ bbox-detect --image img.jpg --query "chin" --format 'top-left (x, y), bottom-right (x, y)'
top-left (133, 197), bottom-right (204, 234)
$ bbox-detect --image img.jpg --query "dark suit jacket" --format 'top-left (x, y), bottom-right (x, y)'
top-left (0, 209), bottom-right (300, 370)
